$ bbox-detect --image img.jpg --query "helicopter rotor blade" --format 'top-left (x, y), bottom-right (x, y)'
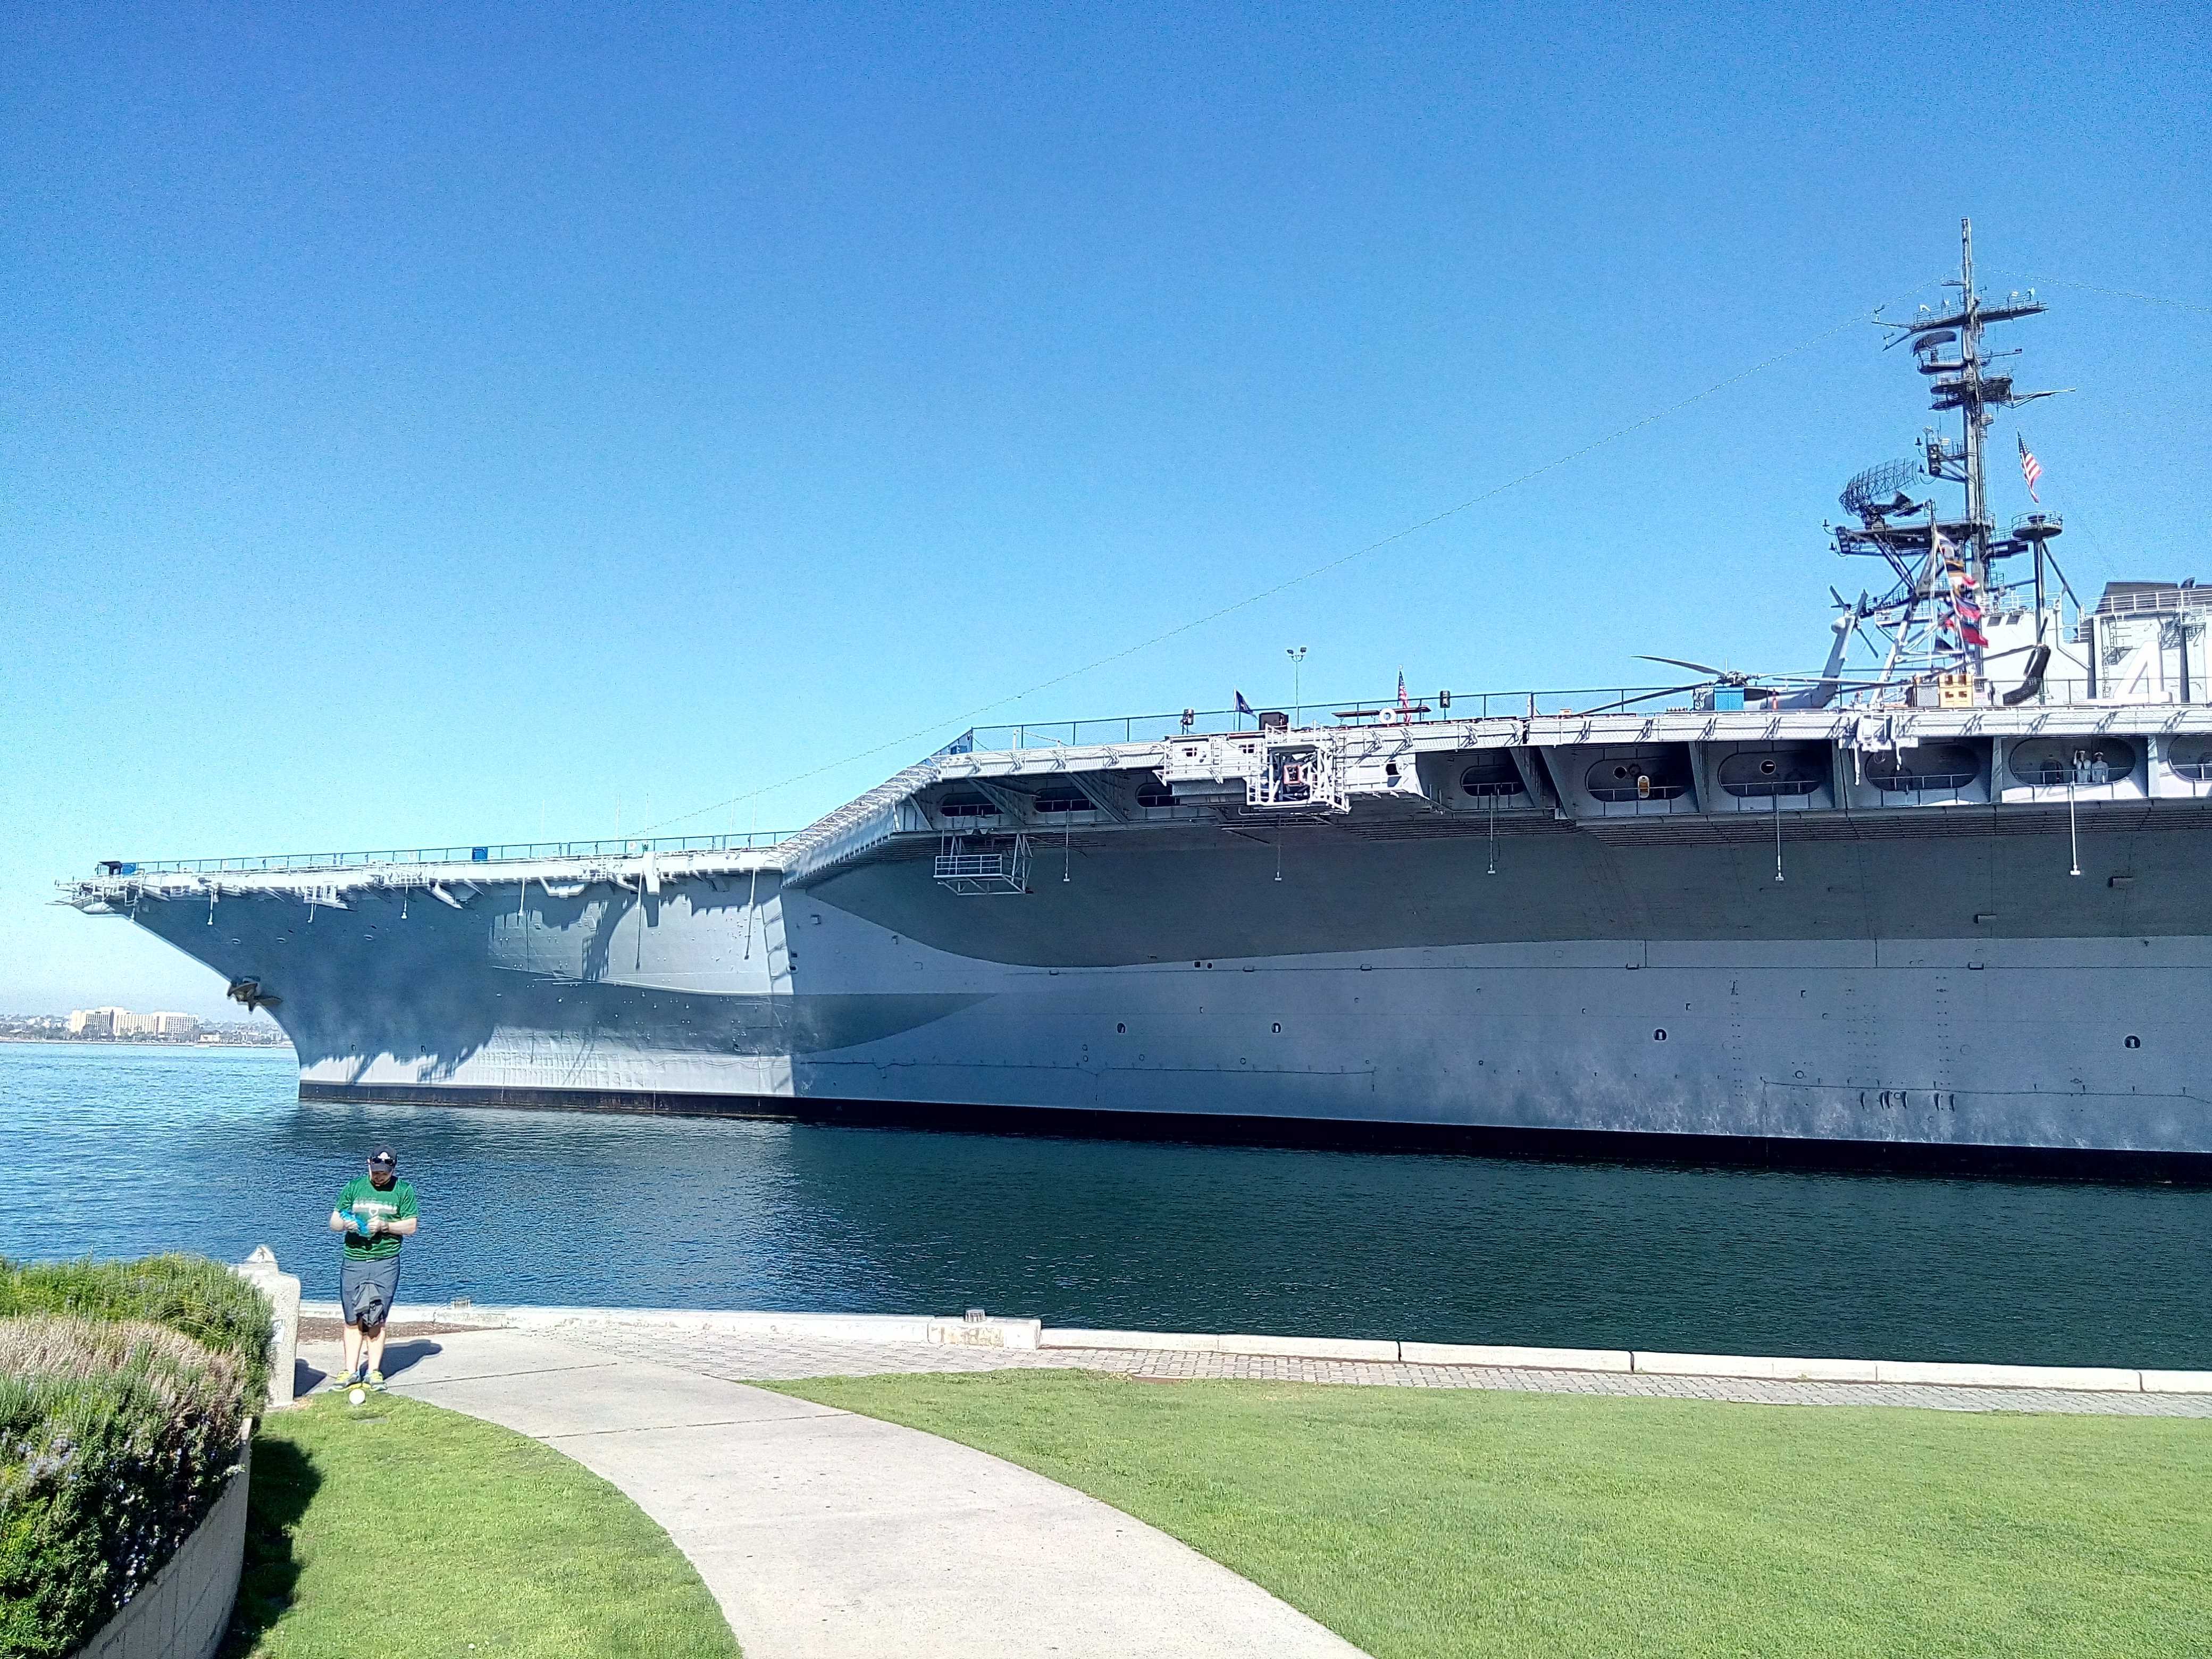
top-left (1580, 682), bottom-right (1709, 715)
top-left (1636, 654), bottom-right (1728, 677)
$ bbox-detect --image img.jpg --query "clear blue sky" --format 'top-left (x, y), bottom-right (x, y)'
top-left (4, 2), bottom-right (2207, 1016)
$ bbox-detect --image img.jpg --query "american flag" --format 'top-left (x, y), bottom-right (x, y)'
top-left (2019, 433), bottom-right (2043, 504)
top-left (1396, 671), bottom-right (1410, 717)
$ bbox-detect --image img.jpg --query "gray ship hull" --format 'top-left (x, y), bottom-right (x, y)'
top-left (109, 801), bottom-right (2212, 1164)
top-left (77, 225), bottom-right (2212, 1171)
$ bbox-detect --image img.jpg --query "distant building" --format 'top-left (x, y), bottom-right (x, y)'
top-left (64, 1007), bottom-right (199, 1040)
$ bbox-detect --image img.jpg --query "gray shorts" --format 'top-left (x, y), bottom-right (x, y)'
top-left (339, 1255), bottom-right (400, 1329)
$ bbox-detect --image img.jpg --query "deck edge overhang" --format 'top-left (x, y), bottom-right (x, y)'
top-left (57, 702), bottom-right (2212, 905)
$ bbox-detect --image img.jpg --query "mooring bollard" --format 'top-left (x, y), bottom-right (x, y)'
top-left (232, 1245), bottom-right (303, 1410)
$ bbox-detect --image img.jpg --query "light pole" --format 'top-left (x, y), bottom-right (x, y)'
top-left (1286, 646), bottom-right (1307, 725)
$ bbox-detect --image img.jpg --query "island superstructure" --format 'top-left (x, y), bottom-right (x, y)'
top-left (65, 225), bottom-right (2212, 1166)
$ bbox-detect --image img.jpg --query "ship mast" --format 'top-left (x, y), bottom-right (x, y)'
top-left (1958, 219), bottom-right (1989, 602)
top-left (1831, 219), bottom-right (2066, 694)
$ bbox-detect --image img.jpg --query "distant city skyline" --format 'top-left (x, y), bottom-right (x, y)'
top-left (1, 1008), bottom-right (287, 1045)
top-left (69, 1007), bottom-right (199, 1038)
top-left (4, 3), bottom-right (2206, 1014)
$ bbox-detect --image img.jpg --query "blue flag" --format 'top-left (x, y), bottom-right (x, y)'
top-left (1234, 690), bottom-right (1254, 717)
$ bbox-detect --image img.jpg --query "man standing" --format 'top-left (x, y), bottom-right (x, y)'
top-left (329, 1146), bottom-right (419, 1391)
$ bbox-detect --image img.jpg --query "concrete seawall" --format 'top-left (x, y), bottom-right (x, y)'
top-left (298, 1301), bottom-right (2212, 1395)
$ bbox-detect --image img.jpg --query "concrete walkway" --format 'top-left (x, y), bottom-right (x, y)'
top-left (300, 1329), bottom-right (1363, 1659)
top-left (546, 1318), bottom-right (2212, 1417)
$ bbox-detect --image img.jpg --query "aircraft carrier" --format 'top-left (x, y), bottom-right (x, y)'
top-left (64, 224), bottom-right (2212, 1168)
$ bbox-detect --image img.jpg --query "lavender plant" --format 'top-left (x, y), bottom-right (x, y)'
top-left (0, 1313), bottom-right (252, 1658)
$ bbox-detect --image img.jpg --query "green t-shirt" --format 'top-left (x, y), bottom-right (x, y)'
top-left (337, 1175), bottom-right (418, 1262)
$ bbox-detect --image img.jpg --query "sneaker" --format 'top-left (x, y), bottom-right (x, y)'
top-left (366, 1370), bottom-right (386, 1393)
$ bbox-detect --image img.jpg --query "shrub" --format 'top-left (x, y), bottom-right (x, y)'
top-left (0, 1316), bottom-right (249, 1659)
top-left (0, 1254), bottom-right (270, 1405)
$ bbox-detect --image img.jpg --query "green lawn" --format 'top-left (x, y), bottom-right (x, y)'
top-left (770, 1370), bottom-right (2211, 1658)
top-left (229, 1391), bottom-right (739, 1658)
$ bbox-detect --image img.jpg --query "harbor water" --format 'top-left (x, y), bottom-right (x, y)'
top-left (7, 1043), bottom-right (2210, 1369)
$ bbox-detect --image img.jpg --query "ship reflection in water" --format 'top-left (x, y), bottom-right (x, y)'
top-left (7, 1045), bottom-right (2209, 1371)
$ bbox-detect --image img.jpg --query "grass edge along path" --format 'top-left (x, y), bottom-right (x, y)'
top-left (768, 1369), bottom-right (2211, 1659)
top-left (228, 1391), bottom-right (740, 1658)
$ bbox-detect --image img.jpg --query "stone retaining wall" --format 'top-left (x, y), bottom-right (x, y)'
top-left (66, 1444), bottom-right (251, 1659)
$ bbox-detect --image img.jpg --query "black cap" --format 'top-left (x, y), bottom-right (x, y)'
top-left (368, 1147), bottom-right (397, 1168)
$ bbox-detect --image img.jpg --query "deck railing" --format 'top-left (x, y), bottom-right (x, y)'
top-left (2087, 587), bottom-right (2212, 619)
top-left (961, 686), bottom-right (1697, 752)
top-left (90, 674), bottom-right (2204, 878)
top-left (957, 676), bottom-right (2189, 753)
top-left (102, 830), bottom-right (793, 878)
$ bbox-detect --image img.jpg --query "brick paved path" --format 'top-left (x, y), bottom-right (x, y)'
top-left (548, 1319), bottom-right (2212, 1418)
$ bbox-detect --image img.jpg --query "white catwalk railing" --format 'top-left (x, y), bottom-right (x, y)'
top-left (959, 676), bottom-right (2165, 753)
top-left (80, 674), bottom-right (2207, 878)
top-left (96, 830), bottom-right (794, 878)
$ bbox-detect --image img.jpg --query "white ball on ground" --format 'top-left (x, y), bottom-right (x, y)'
top-left (348, 1387), bottom-right (366, 1406)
